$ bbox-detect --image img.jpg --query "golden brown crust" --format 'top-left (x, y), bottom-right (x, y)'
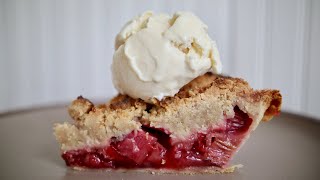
top-left (261, 90), bottom-right (282, 121)
top-left (54, 73), bottom-right (282, 151)
top-left (72, 164), bottom-right (243, 174)
top-left (54, 96), bottom-right (146, 151)
top-left (68, 96), bottom-right (93, 120)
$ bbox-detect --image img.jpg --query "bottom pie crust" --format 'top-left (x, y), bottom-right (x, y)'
top-left (72, 164), bottom-right (243, 175)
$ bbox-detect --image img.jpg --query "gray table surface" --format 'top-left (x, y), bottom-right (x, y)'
top-left (0, 106), bottom-right (319, 180)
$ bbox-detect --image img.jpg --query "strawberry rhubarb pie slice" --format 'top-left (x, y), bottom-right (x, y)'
top-left (54, 11), bottom-right (282, 173)
top-left (54, 73), bottom-right (281, 172)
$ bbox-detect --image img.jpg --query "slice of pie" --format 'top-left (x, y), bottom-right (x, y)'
top-left (54, 73), bottom-right (281, 173)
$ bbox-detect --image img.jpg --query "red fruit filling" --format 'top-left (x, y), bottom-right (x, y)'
top-left (62, 106), bottom-right (252, 169)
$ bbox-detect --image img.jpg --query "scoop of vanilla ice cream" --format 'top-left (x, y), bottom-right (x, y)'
top-left (112, 11), bottom-right (222, 102)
